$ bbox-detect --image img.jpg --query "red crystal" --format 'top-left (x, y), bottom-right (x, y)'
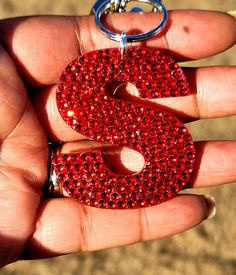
top-left (53, 47), bottom-right (195, 209)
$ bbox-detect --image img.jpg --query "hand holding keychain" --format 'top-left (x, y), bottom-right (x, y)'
top-left (49, 0), bottom-right (195, 209)
top-left (0, 3), bottom-right (235, 266)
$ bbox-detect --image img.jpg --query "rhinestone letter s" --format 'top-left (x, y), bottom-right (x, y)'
top-left (54, 47), bottom-right (195, 209)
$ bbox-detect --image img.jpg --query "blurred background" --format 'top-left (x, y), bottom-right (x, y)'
top-left (0, 0), bottom-right (236, 274)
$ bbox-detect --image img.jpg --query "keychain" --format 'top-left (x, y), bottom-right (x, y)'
top-left (48, 0), bottom-right (195, 209)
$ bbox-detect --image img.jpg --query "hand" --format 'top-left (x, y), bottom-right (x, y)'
top-left (0, 10), bottom-right (235, 268)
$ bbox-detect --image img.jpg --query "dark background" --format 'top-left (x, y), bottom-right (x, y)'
top-left (1, 1), bottom-right (236, 274)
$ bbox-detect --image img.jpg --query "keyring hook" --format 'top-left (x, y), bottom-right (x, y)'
top-left (92, 0), bottom-right (168, 43)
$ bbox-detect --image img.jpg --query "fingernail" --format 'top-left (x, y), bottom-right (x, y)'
top-left (202, 195), bottom-right (216, 220)
top-left (227, 11), bottom-right (236, 18)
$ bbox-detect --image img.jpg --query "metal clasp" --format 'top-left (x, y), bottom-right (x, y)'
top-left (92, 0), bottom-right (127, 14)
top-left (92, 0), bottom-right (168, 43)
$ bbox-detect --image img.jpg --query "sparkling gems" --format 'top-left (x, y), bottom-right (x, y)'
top-left (53, 47), bottom-right (195, 209)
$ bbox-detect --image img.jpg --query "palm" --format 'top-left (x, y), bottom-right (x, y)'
top-left (0, 55), bottom-right (48, 264)
top-left (0, 11), bottom-right (235, 267)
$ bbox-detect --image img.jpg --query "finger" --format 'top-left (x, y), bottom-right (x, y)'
top-left (0, 11), bottom-right (235, 85)
top-left (57, 139), bottom-right (236, 189)
top-left (153, 66), bottom-right (236, 120)
top-left (193, 141), bottom-right (236, 188)
top-left (33, 66), bottom-right (236, 141)
top-left (24, 195), bottom-right (212, 258)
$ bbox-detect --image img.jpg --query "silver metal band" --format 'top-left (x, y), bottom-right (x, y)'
top-left (92, 0), bottom-right (168, 43)
top-left (44, 143), bottom-right (62, 197)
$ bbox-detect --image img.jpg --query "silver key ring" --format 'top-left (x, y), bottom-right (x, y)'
top-left (92, 0), bottom-right (168, 43)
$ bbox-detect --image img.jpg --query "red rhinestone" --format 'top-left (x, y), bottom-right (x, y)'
top-left (53, 47), bottom-right (195, 209)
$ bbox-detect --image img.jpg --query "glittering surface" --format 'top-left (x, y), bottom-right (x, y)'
top-left (53, 47), bottom-right (195, 209)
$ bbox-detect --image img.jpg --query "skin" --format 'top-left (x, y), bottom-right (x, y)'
top-left (0, 10), bottom-right (235, 267)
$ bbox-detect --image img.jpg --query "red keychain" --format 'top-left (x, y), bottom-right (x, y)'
top-left (49, 0), bottom-right (195, 209)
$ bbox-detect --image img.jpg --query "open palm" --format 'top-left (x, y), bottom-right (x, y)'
top-left (0, 11), bottom-right (235, 267)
